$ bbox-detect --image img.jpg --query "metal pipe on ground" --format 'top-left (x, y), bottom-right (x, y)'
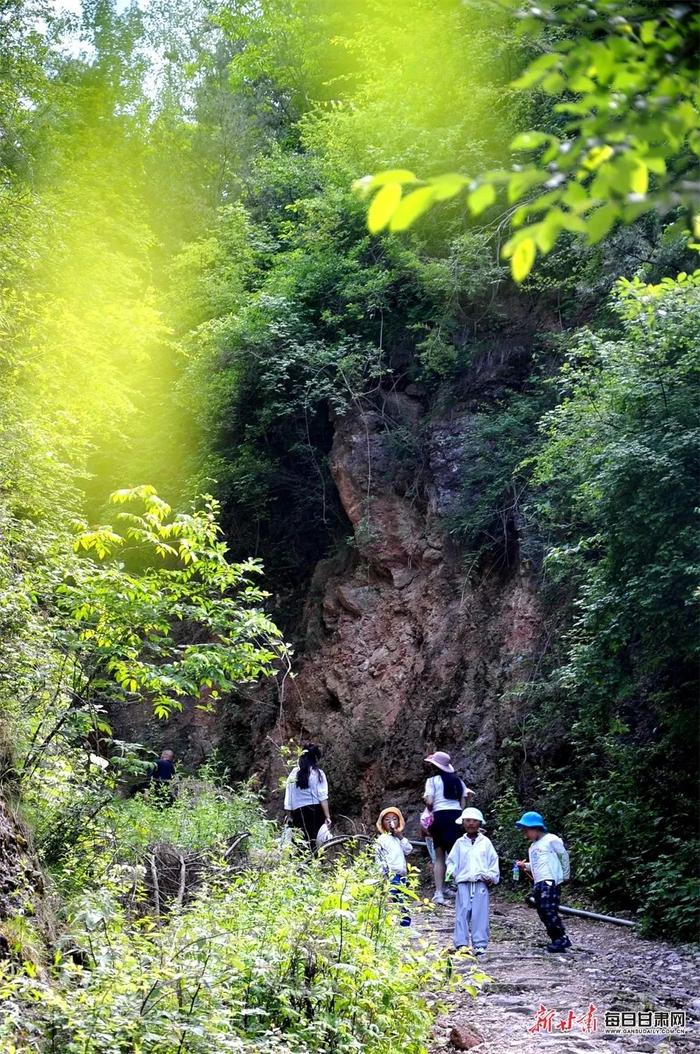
top-left (524, 893), bottom-right (635, 927)
top-left (559, 904), bottom-right (635, 927)
top-left (406, 843), bottom-right (637, 927)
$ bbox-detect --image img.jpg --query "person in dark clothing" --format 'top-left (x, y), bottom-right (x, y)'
top-left (150, 748), bottom-right (176, 805)
top-left (152, 749), bottom-right (176, 783)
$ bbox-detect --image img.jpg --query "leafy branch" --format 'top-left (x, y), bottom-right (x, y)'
top-left (356, 0), bottom-right (700, 281)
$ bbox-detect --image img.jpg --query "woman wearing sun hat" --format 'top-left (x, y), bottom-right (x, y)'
top-left (423, 751), bottom-right (474, 904)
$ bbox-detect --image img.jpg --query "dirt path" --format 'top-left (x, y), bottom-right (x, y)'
top-left (414, 892), bottom-right (700, 1053)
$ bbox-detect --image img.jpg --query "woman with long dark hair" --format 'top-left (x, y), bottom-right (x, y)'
top-left (283, 744), bottom-right (332, 844)
top-left (423, 750), bottom-right (473, 904)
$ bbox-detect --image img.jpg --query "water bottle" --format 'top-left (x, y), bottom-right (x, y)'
top-left (511, 861), bottom-right (520, 882)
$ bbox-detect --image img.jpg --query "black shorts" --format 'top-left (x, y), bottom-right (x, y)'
top-left (291, 804), bottom-right (326, 844)
top-left (430, 809), bottom-right (462, 852)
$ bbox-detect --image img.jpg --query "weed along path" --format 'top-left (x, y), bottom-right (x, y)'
top-left (414, 893), bottom-right (700, 1054)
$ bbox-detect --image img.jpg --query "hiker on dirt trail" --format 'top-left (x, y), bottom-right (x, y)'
top-left (515, 810), bottom-right (571, 953)
top-left (375, 807), bottom-right (414, 927)
top-left (284, 744), bottom-right (332, 845)
top-left (423, 751), bottom-right (474, 905)
top-left (446, 807), bottom-right (499, 955)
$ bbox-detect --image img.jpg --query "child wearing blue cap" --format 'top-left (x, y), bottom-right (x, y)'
top-left (515, 811), bottom-right (571, 953)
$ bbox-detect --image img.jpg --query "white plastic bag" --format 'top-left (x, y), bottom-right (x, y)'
top-left (315, 822), bottom-right (332, 848)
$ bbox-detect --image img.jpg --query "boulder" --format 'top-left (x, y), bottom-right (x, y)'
top-left (449, 1024), bottom-right (483, 1049)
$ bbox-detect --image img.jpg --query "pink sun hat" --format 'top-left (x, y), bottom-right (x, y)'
top-left (424, 750), bottom-right (454, 773)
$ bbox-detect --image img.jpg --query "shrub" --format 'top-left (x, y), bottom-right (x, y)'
top-left (0, 851), bottom-right (443, 1054)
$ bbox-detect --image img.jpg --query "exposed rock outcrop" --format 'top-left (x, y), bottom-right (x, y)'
top-left (0, 798), bottom-right (44, 920)
top-left (258, 397), bottom-right (544, 827)
top-left (106, 388), bottom-right (544, 828)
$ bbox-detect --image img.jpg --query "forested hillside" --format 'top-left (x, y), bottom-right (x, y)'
top-left (0, 1), bottom-right (698, 1050)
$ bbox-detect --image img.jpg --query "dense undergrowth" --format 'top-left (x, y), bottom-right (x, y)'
top-left (4, 771), bottom-right (443, 1053)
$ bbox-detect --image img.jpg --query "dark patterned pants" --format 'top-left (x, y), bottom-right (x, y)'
top-left (533, 880), bottom-right (566, 942)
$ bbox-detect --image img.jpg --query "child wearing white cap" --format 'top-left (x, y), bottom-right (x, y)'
top-left (446, 807), bottom-right (500, 954)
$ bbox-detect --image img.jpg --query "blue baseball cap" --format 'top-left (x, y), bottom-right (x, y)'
top-left (515, 811), bottom-right (548, 831)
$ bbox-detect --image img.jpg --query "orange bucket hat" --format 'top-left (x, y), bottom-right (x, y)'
top-left (376, 807), bottom-right (406, 833)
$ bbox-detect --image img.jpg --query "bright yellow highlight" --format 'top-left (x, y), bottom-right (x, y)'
top-left (9, 90), bottom-right (195, 513)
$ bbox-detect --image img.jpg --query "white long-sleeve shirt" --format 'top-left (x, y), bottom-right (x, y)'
top-left (447, 833), bottom-right (500, 884)
top-left (528, 833), bottom-right (570, 884)
top-left (375, 833), bottom-right (413, 876)
top-left (424, 775), bottom-right (468, 812)
top-left (283, 766), bottom-right (329, 811)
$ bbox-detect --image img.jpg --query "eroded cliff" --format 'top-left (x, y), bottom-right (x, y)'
top-left (253, 390), bottom-right (544, 827)
top-left (107, 382), bottom-right (545, 827)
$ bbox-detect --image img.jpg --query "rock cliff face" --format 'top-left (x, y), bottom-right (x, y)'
top-left (256, 391), bottom-right (544, 829)
top-left (107, 382), bottom-right (545, 829)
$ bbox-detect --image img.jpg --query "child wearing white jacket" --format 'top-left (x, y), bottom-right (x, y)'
top-left (375, 807), bottom-right (414, 926)
top-left (446, 807), bottom-right (500, 954)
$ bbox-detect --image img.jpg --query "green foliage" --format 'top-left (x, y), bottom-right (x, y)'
top-left (1, 0), bottom-right (698, 997)
top-left (1, 857), bottom-right (440, 1053)
top-left (533, 273), bottom-right (699, 694)
top-left (7, 760), bottom-right (446, 1054)
top-left (62, 485), bottom-right (286, 719)
top-left (26, 758), bottom-right (273, 898)
top-left (185, 165), bottom-right (510, 586)
top-left (520, 273), bottom-right (700, 938)
top-left (637, 840), bottom-right (700, 940)
top-left (490, 785), bottom-right (526, 871)
top-left (449, 383), bottom-right (551, 569)
top-left (499, 0), bottom-right (700, 277)
top-left (361, 0), bottom-right (700, 280)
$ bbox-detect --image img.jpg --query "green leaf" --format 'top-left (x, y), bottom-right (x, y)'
top-left (630, 160), bottom-right (648, 196)
top-left (354, 170), bottom-right (417, 197)
top-left (512, 52), bottom-right (559, 90)
top-left (534, 215), bottom-right (561, 254)
top-left (585, 204), bottom-right (618, 244)
top-left (645, 157), bottom-right (666, 175)
top-left (468, 183), bottom-right (496, 216)
top-left (510, 131), bottom-right (552, 151)
top-left (542, 72), bottom-right (565, 94)
top-left (429, 172), bottom-right (468, 202)
top-left (367, 169), bottom-right (417, 188)
top-left (367, 182), bottom-right (402, 233)
top-left (511, 237), bottom-right (536, 283)
top-left (508, 169), bottom-right (546, 204)
top-left (562, 181), bottom-right (588, 210)
top-left (640, 20), bottom-right (658, 45)
top-left (559, 211), bottom-right (587, 234)
top-left (389, 187), bottom-right (436, 231)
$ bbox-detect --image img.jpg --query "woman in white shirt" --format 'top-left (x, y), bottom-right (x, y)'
top-left (284, 744), bottom-right (332, 845)
top-left (423, 750), bottom-right (474, 904)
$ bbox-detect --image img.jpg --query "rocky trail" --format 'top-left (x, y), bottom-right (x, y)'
top-left (413, 892), bottom-right (699, 1054)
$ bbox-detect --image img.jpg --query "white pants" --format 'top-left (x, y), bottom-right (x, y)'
top-left (454, 880), bottom-right (490, 949)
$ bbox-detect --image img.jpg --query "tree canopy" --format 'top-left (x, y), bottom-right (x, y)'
top-left (359, 0), bottom-right (700, 280)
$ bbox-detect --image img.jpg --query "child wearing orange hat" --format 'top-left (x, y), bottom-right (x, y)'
top-left (375, 807), bottom-right (414, 926)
